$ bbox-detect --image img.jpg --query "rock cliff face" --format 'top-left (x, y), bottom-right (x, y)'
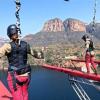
top-left (63, 18), bottom-right (86, 32)
top-left (42, 18), bottom-right (86, 32)
top-left (23, 18), bottom-right (100, 46)
top-left (42, 18), bottom-right (65, 32)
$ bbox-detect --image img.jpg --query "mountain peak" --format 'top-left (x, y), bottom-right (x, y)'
top-left (42, 18), bottom-right (86, 32)
top-left (63, 18), bottom-right (86, 32)
top-left (41, 18), bottom-right (65, 32)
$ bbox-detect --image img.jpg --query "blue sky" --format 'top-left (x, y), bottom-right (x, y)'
top-left (0, 0), bottom-right (100, 38)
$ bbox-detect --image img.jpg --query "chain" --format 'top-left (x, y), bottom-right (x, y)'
top-left (92, 0), bottom-right (97, 33)
top-left (15, 0), bottom-right (21, 35)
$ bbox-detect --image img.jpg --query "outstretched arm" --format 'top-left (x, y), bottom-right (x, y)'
top-left (27, 44), bottom-right (44, 59)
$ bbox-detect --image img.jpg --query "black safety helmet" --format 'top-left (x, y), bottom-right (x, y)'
top-left (7, 24), bottom-right (18, 38)
top-left (82, 34), bottom-right (89, 41)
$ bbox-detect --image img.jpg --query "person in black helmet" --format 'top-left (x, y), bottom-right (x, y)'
top-left (0, 24), bottom-right (44, 100)
top-left (82, 34), bottom-right (97, 74)
top-left (7, 24), bottom-right (18, 38)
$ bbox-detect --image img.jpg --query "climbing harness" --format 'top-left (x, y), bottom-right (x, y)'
top-left (8, 65), bottom-right (31, 91)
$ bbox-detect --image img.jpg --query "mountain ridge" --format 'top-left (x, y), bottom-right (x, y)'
top-left (23, 18), bottom-right (100, 46)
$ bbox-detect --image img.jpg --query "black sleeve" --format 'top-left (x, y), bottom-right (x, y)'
top-left (27, 44), bottom-right (31, 54)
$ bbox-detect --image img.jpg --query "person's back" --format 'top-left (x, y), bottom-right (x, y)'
top-left (82, 34), bottom-right (97, 74)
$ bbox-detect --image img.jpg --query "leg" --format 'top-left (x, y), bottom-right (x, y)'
top-left (7, 73), bottom-right (22, 100)
top-left (85, 52), bottom-right (91, 73)
top-left (7, 73), bottom-right (30, 100)
top-left (90, 56), bottom-right (97, 74)
top-left (21, 80), bottom-right (30, 100)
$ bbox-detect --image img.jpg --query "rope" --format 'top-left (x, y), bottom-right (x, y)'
top-left (14, 0), bottom-right (21, 44)
top-left (14, 0), bottom-right (21, 35)
top-left (91, 0), bottom-right (97, 34)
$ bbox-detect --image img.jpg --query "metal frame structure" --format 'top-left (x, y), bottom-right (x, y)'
top-left (68, 75), bottom-right (91, 100)
top-left (43, 64), bottom-right (100, 100)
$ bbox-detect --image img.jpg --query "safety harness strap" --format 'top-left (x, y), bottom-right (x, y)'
top-left (10, 71), bottom-right (17, 91)
top-left (10, 71), bottom-right (29, 91)
top-left (9, 66), bottom-right (31, 91)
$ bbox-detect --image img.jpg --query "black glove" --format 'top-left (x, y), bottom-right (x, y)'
top-left (40, 51), bottom-right (44, 59)
top-left (33, 50), bottom-right (44, 59)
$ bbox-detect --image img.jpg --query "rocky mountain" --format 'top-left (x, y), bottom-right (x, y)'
top-left (63, 18), bottom-right (86, 32)
top-left (42, 18), bottom-right (86, 32)
top-left (23, 31), bottom-right (100, 46)
top-left (42, 18), bottom-right (65, 32)
top-left (23, 18), bottom-right (100, 46)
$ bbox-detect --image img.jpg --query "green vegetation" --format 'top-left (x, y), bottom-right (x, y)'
top-left (96, 54), bottom-right (100, 60)
top-left (1, 44), bottom-right (100, 69)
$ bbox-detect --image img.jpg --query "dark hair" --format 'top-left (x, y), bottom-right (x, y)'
top-left (82, 34), bottom-right (89, 41)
